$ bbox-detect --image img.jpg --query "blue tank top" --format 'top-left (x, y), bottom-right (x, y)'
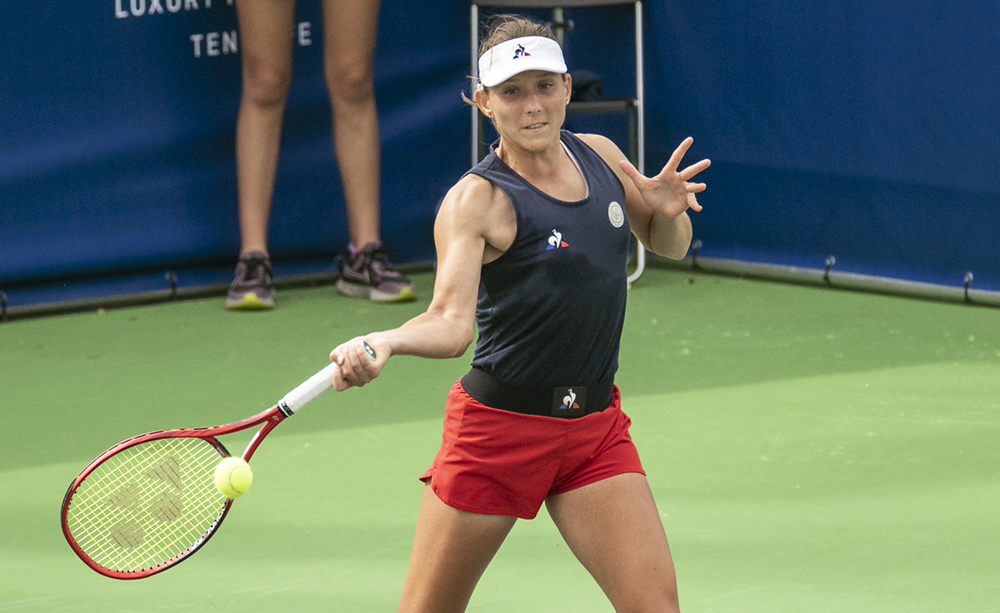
top-left (467, 131), bottom-right (631, 388)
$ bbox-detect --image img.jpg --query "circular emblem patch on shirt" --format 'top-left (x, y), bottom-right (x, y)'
top-left (608, 201), bottom-right (625, 228)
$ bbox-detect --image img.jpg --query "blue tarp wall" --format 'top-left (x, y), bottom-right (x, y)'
top-left (2, 1), bottom-right (998, 306)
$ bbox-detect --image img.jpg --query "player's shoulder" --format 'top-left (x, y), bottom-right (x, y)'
top-left (437, 172), bottom-right (513, 232)
top-left (442, 172), bottom-right (509, 214)
top-left (574, 133), bottom-right (626, 162)
top-left (448, 172), bottom-right (496, 201)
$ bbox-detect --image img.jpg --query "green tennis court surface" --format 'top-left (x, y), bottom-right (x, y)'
top-left (2, 267), bottom-right (998, 611)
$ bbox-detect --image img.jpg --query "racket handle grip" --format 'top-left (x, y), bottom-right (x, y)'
top-left (279, 362), bottom-right (338, 415)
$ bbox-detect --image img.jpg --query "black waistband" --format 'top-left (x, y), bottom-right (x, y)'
top-left (460, 367), bottom-right (614, 419)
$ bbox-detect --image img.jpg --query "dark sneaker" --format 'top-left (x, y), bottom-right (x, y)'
top-left (225, 251), bottom-right (275, 310)
top-left (336, 242), bottom-right (416, 303)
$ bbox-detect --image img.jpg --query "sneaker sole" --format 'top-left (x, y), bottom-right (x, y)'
top-left (371, 286), bottom-right (417, 304)
top-left (336, 279), bottom-right (417, 304)
top-left (225, 293), bottom-right (275, 311)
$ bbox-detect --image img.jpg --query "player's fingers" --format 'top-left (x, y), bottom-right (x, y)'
top-left (665, 136), bottom-right (694, 172)
top-left (330, 361), bottom-right (349, 391)
top-left (338, 343), bottom-right (362, 386)
top-left (329, 346), bottom-right (345, 366)
top-left (618, 159), bottom-right (646, 187)
top-left (679, 158), bottom-right (711, 181)
top-left (339, 339), bottom-right (377, 387)
top-left (335, 347), bottom-right (361, 389)
top-left (330, 339), bottom-right (363, 388)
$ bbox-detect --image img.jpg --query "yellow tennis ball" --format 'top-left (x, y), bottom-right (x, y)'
top-left (214, 457), bottom-right (253, 499)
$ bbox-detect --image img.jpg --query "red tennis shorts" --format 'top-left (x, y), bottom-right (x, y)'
top-left (419, 380), bottom-right (644, 519)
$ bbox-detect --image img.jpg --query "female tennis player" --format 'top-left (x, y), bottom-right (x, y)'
top-left (329, 14), bottom-right (709, 612)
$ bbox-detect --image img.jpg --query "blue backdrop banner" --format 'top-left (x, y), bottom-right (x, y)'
top-left (2, 1), bottom-right (998, 302)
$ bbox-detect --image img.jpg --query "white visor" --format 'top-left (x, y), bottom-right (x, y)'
top-left (478, 36), bottom-right (568, 88)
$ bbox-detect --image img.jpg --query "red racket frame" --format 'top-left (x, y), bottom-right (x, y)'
top-left (60, 404), bottom-right (286, 579)
top-left (60, 353), bottom-right (361, 579)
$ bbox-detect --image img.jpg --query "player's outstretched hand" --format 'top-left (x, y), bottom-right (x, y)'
top-left (619, 137), bottom-right (710, 218)
top-left (329, 336), bottom-right (388, 390)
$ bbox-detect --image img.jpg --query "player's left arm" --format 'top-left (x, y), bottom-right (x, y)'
top-left (579, 133), bottom-right (710, 260)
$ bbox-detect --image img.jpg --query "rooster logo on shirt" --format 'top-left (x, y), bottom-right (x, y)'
top-left (546, 229), bottom-right (569, 250)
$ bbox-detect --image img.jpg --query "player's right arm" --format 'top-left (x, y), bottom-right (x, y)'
top-left (330, 174), bottom-right (514, 390)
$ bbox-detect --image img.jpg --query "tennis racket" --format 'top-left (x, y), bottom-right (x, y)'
top-left (60, 342), bottom-right (376, 580)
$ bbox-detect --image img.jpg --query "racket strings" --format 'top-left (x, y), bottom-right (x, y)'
top-left (65, 438), bottom-right (229, 573)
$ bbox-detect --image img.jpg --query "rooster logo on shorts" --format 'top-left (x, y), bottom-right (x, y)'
top-left (559, 389), bottom-right (580, 410)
